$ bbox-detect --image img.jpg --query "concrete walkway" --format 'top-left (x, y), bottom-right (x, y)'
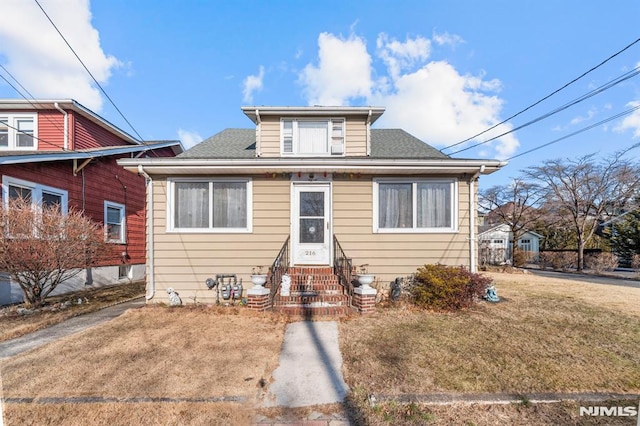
top-left (0, 298), bottom-right (145, 359)
top-left (263, 321), bottom-right (349, 408)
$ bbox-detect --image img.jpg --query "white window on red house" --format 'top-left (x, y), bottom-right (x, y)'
top-left (0, 115), bottom-right (37, 150)
top-left (104, 201), bottom-right (126, 243)
top-left (2, 176), bottom-right (67, 211)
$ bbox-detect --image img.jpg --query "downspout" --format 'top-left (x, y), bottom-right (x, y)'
top-left (255, 109), bottom-right (261, 157)
top-left (54, 102), bottom-right (68, 150)
top-left (469, 165), bottom-right (485, 273)
top-left (366, 109), bottom-right (372, 156)
top-left (137, 165), bottom-right (155, 300)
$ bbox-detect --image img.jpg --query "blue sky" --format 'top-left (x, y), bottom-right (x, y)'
top-left (1, 0), bottom-right (639, 189)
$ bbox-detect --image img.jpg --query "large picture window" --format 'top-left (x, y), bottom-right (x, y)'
top-left (169, 179), bottom-right (251, 232)
top-left (0, 114), bottom-right (37, 150)
top-left (281, 118), bottom-right (344, 155)
top-left (374, 179), bottom-right (457, 233)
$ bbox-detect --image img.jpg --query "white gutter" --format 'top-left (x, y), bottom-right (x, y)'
top-left (255, 109), bottom-right (261, 157)
top-left (469, 164), bottom-right (485, 273)
top-left (137, 165), bottom-right (155, 301)
top-left (366, 109), bottom-right (372, 156)
top-left (54, 102), bottom-right (68, 150)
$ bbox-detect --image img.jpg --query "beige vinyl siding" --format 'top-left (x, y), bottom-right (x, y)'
top-left (257, 116), bottom-right (368, 157)
top-left (344, 118), bottom-right (367, 156)
top-left (257, 116), bottom-right (280, 157)
top-left (332, 177), bottom-right (472, 284)
top-left (148, 176), bottom-right (290, 304)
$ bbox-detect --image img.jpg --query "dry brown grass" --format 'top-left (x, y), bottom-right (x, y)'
top-left (484, 271), bottom-right (640, 317)
top-left (339, 271), bottom-right (640, 423)
top-left (1, 305), bottom-right (287, 425)
top-left (0, 281), bottom-right (145, 342)
top-left (4, 402), bottom-right (253, 426)
top-left (356, 398), bottom-right (639, 425)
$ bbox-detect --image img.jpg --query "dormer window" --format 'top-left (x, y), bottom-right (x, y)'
top-left (281, 118), bottom-right (344, 156)
top-left (0, 114), bottom-right (37, 150)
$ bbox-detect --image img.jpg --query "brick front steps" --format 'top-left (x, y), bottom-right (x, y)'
top-left (271, 266), bottom-right (353, 317)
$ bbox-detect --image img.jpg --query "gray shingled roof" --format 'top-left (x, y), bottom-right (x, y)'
top-left (177, 129), bottom-right (256, 158)
top-left (177, 128), bottom-right (449, 159)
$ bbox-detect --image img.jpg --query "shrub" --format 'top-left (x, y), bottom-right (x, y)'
top-left (410, 264), bottom-right (492, 311)
top-left (585, 252), bottom-right (619, 273)
top-left (539, 251), bottom-right (577, 271)
top-left (512, 249), bottom-right (528, 267)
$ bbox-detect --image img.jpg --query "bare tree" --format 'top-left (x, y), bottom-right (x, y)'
top-left (524, 153), bottom-right (640, 271)
top-left (0, 197), bottom-right (110, 307)
top-left (479, 178), bottom-right (545, 265)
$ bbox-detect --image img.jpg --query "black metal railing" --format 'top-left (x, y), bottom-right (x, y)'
top-left (333, 235), bottom-right (354, 305)
top-left (269, 236), bottom-right (290, 305)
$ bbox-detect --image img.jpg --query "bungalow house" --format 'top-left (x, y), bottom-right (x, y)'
top-left (0, 99), bottom-right (182, 304)
top-left (118, 106), bottom-right (505, 313)
top-left (478, 223), bottom-right (542, 265)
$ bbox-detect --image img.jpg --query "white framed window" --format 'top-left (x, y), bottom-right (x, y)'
top-left (104, 201), bottom-right (126, 243)
top-left (0, 114), bottom-right (37, 150)
top-left (281, 118), bottom-right (344, 156)
top-left (2, 176), bottom-right (67, 212)
top-left (167, 178), bottom-right (252, 233)
top-left (373, 179), bottom-right (458, 233)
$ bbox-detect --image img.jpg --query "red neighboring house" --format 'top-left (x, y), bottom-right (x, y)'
top-left (0, 99), bottom-right (182, 304)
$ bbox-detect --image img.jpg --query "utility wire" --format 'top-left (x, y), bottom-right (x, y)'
top-left (0, 64), bottom-right (66, 136)
top-left (448, 66), bottom-right (640, 155)
top-left (505, 104), bottom-right (640, 161)
top-left (441, 36), bottom-right (640, 152)
top-left (34, 0), bottom-right (146, 145)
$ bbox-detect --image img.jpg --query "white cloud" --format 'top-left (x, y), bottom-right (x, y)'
top-left (376, 33), bottom-right (431, 80)
top-left (569, 107), bottom-right (597, 125)
top-left (298, 33), bottom-right (372, 106)
top-left (242, 66), bottom-right (264, 104)
top-left (0, 0), bottom-right (121, 112)
top-left (432, 30), bottom-right (465, 47)
top-left (614, 101), bottom-right (640, 138)
top-left (298, 31), bottom-right (518, 158)
top-left (178, 129), bottom-right (203, 150)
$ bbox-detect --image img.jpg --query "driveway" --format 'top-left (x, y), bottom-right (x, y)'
top-left (529, 269), bottom-right (640, 289)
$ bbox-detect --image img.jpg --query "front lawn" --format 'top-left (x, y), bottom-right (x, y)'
top-left (339, 271), bottom-right (640, 424)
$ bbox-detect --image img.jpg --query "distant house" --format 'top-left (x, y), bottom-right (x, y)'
top-left (0, 99), bottom-right (182, 304)
top-left (478, 223), bottom-right (542, 265)
top-left (119, 105), bottom-right (506, 314)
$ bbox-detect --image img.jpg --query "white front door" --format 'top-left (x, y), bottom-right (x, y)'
top-left (292, 183), bottom-right (331, 265)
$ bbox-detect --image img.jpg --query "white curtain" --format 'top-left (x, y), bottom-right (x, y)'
top-left (298, 121), bottom-right (327, 153)
top-left (379, 183), bottom-right (412, 228)
top-left (417, 182), bottom-right (451, 228)
top-left (213, 182), bottom-right (246, 228)
top-left (175, 182), bottom-right (208, 228)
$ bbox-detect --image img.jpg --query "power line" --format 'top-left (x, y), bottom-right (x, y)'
top-left (448, 66), bottom-right (640, 155)
top-left (33, 0), bottom-right (146, 145)
top-left (505, 104), bottom-right (640, 161)
top-left (0, 64), bottom-right (66, 136)
top-left (441, 36), bottom-right (640, 152)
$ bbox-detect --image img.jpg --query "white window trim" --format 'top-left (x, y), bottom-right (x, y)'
top-left (372, 178), bottom-right (458, 233)
top-left (280, 118), bottom-right (345, 157)
top-left (166, 177), bottom-right (253, 233)
top-left (104, 200), bottom-right (126, 243)
top-left (2, 175), bottom-right (68, 213)
top-left (0, 113), bottom-right (38, 150)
